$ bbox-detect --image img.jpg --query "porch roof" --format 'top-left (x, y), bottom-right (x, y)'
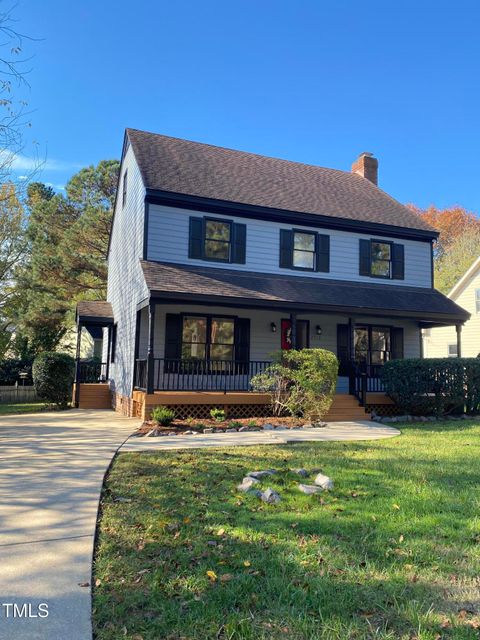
top-left (76, 300), bottom-right (114, 326)
top-left (140, 260), bottom-right (470, 326)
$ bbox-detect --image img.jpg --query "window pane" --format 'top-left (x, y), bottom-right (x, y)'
top-left (211, 319), bottom-right (234, 344)
top-left (294, 232), bottom-right (315, 251)
top-left (205, 220), bottom-right (230, 242)
top-left (371, 328), bottom-right (390, 352)
top-left (210, 344), bottom-right (234, 360)
top-left (204, 239), bottom-right (229, 260)
top-left (371, 242), bottom-right (391, 261)
top-left (371, 259), bottom-right (390, 277)
top-left (182, 317), bottom-right (207, 343)
top-left (293, 250), bottom-right (314, 269)
top-left (182, 343), bottom-right (206, 359)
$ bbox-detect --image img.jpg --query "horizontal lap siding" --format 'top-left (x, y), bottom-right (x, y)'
top-left (147, 204), bottom-right (432, 288)
top-left (106, 145), bottom-right (148, 396)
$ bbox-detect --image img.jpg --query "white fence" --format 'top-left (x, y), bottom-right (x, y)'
top-left (0, 385), bottom-right (39, 404)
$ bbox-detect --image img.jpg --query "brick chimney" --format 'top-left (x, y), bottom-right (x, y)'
top-left (351, 152), bottom-right (378, 185)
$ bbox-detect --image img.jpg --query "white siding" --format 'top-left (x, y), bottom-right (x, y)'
top-left (106, 143), bottom-right (148, 396)
top-left (140, 303), bottom-right (421, 363)
top-left (147, 204), bottom-right (432, 288)
top-left (424, 270), bottom-right (480, 358)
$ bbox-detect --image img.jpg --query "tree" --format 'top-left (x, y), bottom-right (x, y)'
top-left (434, 228), bottom-right (480, 294)
top-left (13, 161), bottom-right (120, 355)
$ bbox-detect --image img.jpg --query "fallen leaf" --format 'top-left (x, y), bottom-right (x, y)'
top-left (95, 578), bottom-right (102, 587)
top-left (392, 504), bottom-right (400, 510)
top-left (217, 528), bottom-right (225, 536)
top-left (243, 560), bottom-right (251, 567)
top-left (206, 570), bottom-right (217, 581)
top-left (399, 534), bottom-right (404, 543)
top-left (220, 573), bottom-right (233, 582)
top-left (183, 517), bottom-right (191, 524)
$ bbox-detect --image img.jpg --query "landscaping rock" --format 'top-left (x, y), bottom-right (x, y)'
top-left (314, 473), bottom-right (334, 490)
top-left (183, 430), bottom-right (195, 435)
top-left (236, 476), bottom-right (260, 492)
top-left (290, 425), bottom-right (303, 430)
top-left (262, 423), bottom-right (274, 430)
top-left (167, 431), bottom-right (177, 436)
top-left (313, 421), bottom-right (327, 428)
top-left (261, 488), bottom-right (281, 504)
top-left (298, 483), bottom-right (324, 495)
top-left (248, 470), bottom-right (277, 479)
top-left (291, 468), bottom-right (309, 478)
top-left (226, 428), bottom-right (237, 433)
top-left (203, 428), bottom-right (214, 434)
top-left (238, 426), bottom-right (250, 432)
top-left (146, 429), bottom-right (159, 437)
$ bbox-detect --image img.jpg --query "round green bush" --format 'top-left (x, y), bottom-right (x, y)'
top-left (32, 352), bottom-right (76, 407)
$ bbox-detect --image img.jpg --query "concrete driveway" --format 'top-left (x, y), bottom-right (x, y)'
top-left (0, 409), bottom-right (138, 640)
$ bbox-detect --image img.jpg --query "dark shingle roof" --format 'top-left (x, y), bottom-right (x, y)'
top-left (76, 301), bottom-right (114, 324)
top-left (127, 128), bottom-right (435, 234)
top-left (140, 261), bottom-right (468, 324)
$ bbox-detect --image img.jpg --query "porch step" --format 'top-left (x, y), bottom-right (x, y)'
top-left (324, 394), bottom-right (369, 422)
top-left (73, 383), bottom-right (112, 409)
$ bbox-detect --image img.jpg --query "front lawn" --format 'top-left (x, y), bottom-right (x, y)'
top-left (93, 422), bottom-right (480, 640)
top-left (0, 402), bottom-right (48, 416)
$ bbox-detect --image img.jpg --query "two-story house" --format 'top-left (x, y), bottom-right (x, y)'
top-left (74, 128), bottom-right (469, 420)
top-left (423, 257), bottom-right (480, 358)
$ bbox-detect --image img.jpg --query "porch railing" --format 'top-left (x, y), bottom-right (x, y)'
top-left (78, 361), bottom-right (108, 383)
top-left (134, 358), bottom-right (271, 392)
top-left (351, 364), bottom-right (385, 406)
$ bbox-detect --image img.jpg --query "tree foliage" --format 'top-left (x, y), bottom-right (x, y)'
top-left (32, 352), bottom-right (75, 408)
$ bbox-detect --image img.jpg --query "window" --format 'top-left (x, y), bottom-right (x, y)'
top-left (293, 232), bottom-right (316, 269)
top-left (370, 241), bottom-right (392, 277)
top-left (188, 216), bottom-right (246, 264)
top-left (181, 315), bottom-right (235, 361)
top-left (122, 169), bottom-right (128, 207)
top-left (354, 325), bottom-right (392, 365)
top-left (359, 239), bottom-right (404, 280)
top-left (476, 289), bottom-right (480, 313)
top-left (204, 219), bottom-right (231, 261)
top-left (279, 229), bottom-right (330, 272)
top-left (448, 343), bottom-right (458, 358)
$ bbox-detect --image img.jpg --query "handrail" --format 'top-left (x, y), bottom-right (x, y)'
top-left (78, 361), bottom-right (108, 383)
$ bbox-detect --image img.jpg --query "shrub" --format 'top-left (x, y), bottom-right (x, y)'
top-left (228, 420), bottom-right (242, 429)
top-left (32, 352), bottom-right (75, 408)
top-left (0, 359), bottom-right (33, 385)
top-left (151, 406), bottom-right (176, 426)
top-left (382, 358), bottom-right (480, 416)
top-left (251, 348), bottom-right (338, 419)
top-left (210, 408), bottom-right (226, 422)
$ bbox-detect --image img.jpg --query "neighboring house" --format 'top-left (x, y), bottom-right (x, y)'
top-left (423, 257), bottom-right (480, 358)
top-left (74, 129), bottom-right (469, 418)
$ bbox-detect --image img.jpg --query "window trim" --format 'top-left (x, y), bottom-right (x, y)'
top-left (291, 229), bottom-right (317, 272)
top-left (202, 216), bottom-right (233, 263)
top-left (369, 239), bottom-right (393, 280)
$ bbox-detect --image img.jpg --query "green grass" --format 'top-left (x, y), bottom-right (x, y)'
top-left (0, 402), bottom-right (48, 415)
top-left (93, 422), bottom-right (480, 640)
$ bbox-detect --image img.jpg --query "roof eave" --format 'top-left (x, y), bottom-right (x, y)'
top-left (145, 189), bottom-right (439, 242)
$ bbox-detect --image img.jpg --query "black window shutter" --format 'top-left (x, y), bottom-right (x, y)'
top-left (391, 327), bottom-right (404, 359)
top-left (316, 234), bottom-right (330, 272)
top-left (392, 244), bottom-right (405, 280)
top-left (279, 229), bottom-right (293, 268)
top-left (188, 217), bottom-right (203, 259)
top-left (164, 314), bottom-right (182, 361)
top-left (337, 324), bottom-right (350, 375)
top-left (231, 223), bottom-right (246, 264)
top-left (234, 318), bottom-right (250, 374)
top-left (359, 239), bottom-right (371, 276)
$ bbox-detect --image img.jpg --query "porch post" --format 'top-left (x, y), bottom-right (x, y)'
top-left (74, 323), bottom-right (83, 408)
top-left (456, 324), bottom-right (462, 358)
top-left (146, 302), bottom-right (156, 394)
top-left (348, 317), bottom-right (355, 394)
top-left (290, 312), bottom-right (297, 349)
top-left (105, 326), bottom-right (111, 381)
top-left (132, 309), bottom-right (142, 389)
top-left (418, 324), bottom-right (424, 359)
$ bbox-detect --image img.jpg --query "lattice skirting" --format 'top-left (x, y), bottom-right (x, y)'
top-left (365, 403), bottom-right (402, 417)
top-left (147, 403), bottom-right (272, 420)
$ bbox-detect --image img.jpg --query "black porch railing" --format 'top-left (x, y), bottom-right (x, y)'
top-left (351, 364), bottom-right (385, 406)
top-left (78, 361), bottom-right (108, 383)
top-left (134, 358), bottom-right (271, 392)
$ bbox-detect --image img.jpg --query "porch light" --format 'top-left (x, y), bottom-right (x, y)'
top-left (316, 325), bottom-right (322, 336)
top-left (270, 322), bottom-right (277, 333)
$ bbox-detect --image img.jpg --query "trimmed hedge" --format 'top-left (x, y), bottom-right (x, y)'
top-left (0, 359), bottom-right (33, 385)
top-left (382, 358), bottom-right (480, 416)
top-left (32, 352), bottom-right (76, 408)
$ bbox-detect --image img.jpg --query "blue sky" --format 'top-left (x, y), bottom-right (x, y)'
top-left (13, 0), bottom-right (480, 212)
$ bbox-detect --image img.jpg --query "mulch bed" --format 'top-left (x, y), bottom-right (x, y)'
top-left (136, 415), bottom-right (307, 435)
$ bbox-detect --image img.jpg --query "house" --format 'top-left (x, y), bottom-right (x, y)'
top-left (423, 257), bottom-right (480, 358)
top-left (74, 129), bottom-right (469, 419)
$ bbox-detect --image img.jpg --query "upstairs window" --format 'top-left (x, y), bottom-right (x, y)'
top-left (476, 288), bottom-right (480, 313)
top-left (188, 216), bottom-right (246, 264)
top-left (279, 229), bottom-right (330, 272)
top-left (359, 239), bottom-right (404, 280)
top-left (122, 169), bottom-right (128, 208)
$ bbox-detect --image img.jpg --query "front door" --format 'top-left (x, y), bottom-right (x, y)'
top-left (281, 319), bottom-right (310, 350)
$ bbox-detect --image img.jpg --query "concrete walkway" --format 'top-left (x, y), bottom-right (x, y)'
top-left (0, 411), bottom-right (399, 640)
top-left (121, 420), bottom-right (400, 452)
top-left (0, 409), bottom-right (138, 640)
